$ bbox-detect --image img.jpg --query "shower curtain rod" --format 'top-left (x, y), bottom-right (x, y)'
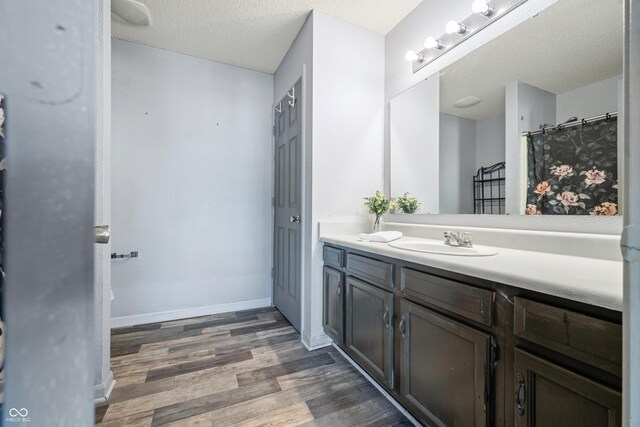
top-left (523, 111), bottom-right (618, 137)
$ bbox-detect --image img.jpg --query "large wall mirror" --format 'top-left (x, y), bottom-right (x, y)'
top-left (390, 0), bottom-right (623, 217)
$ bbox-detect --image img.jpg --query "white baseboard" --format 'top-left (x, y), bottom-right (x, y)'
top-left (94, 370), bottom-right (115, 405)
top-left (332, 343), bottom-right (421, 427)
top-left (111, 298), bottom-right (272, 328)
top-left (301, 331), bottom-right (332, 351)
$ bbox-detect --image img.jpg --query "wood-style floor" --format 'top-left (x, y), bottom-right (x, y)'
top-left (96, 307), bottom-right (412, 427)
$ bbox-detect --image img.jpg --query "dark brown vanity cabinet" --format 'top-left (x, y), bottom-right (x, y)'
top-left (345, 276), bottom-right (394, 388)
top-left (513, 349), bottom-right (621, 427)
top-left (322, 266), bottom-right (344, 344)
top-left (321, 244), bottom-right (622, 427)
top-left (399, 299), bottom-right (495, 427)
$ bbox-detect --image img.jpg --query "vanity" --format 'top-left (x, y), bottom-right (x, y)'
top-left (321, 235), bottom-right (622, 427)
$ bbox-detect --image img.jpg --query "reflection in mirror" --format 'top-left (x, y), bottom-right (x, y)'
top-left (390, 0), bottom-right (623, 216)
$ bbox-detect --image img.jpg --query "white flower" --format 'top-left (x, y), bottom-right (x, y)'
top-left (584, 169), bottom-right (607, 186)
top-left (550, 164), bottom-right (574, 177)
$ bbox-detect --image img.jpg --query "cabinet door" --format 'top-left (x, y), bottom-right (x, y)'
top-left (399, 299), bottom-right (493, 427)
top-left (323, 266), bottom-right (343, 344)
top-left (513, 349), bottom-right (621, 427)
top-left (346, 276), bottom-right (394, 388)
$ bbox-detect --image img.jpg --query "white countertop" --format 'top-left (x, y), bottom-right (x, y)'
top-left (320, 235), bottom-right (623, 312)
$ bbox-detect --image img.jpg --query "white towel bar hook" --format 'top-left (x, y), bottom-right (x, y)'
top-left (287, 87), bottom-right (295, 108)
top-left (275, 102), bottom-right (282, 113)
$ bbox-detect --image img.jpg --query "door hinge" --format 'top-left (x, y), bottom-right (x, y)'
top-left (271, 268), bottom-right (275, 278)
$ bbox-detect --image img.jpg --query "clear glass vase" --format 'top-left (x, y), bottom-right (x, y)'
top-left (371, 215), bottom-right (382, 233)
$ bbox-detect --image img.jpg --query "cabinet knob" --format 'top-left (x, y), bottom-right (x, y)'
top-left (336, 286), bottom-right (342, 297)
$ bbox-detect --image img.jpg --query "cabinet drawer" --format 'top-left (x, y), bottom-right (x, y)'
top-left (323, 246), bottom-right (344, 270)
top-left (347, 253), bottom-right (393, 289)
top-left (514, 348), bottom-right (621, 427)
top-left (514, 297), bottom-right (622, 376)
top-left (400, 268), bottom-right (493, 326)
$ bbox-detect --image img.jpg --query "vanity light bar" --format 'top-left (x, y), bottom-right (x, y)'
top-left (406, 0), bottom-right (528, 74)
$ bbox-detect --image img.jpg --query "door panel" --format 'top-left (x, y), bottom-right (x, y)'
top-left (399, 299), bottom-right (492, 427)
top-left (323, 266), bottom-right (343, 344)
top-left (346, 276), bottom-right (394, 388)
top-left (1, 2), bottom-right (97, 424)
top-left (513, 349), bottom-right (621, 427)
top-left (288, 136), bottom-right (298, 205)
top-left (273, 80), bottom-right (302, 331)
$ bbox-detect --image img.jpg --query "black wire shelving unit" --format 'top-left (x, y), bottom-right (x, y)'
top-left (473, 162), bottom-right (506, 214)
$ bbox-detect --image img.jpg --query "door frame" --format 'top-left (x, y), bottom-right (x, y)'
top-left (271, 66), bottom-right (309, 338)
top-left (623, 0), bottom-right (640, 424)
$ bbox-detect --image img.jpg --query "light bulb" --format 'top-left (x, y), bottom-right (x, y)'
top-left (472, 0), bottom-right (495, 16)
top-left (424, 37), bottom-right (443, 50)
top-left (445, 20), bottom-right (467, 35)
top-left (405, 50), bottom-right (419, 62)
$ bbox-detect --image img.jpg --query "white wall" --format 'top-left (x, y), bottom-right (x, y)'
top-left (556, 75), bottom-right (622, 123)
top-left (505, 81), bottom-right (556, 214)
top-left (307, 12), bottom-right (385, 349)
top-left (111, 40), bottom-right (273, 324)
top-left (476, 114), bottom-right (505, 169)
top-left (391, 76), bottom-right (440, 213)
top-left (439, 113), bottom-right (476, 214)
top-left (94, 0), bottom-right (113, 402)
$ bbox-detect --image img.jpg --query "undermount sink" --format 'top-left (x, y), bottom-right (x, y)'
top-left (388, 239), bottom-right (498, 257)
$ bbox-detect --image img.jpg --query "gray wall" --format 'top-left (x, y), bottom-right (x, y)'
top-left (556, 75), bottom-right (622, 123)
top-left (439, 113), bottom-right (476, 214)
top-left (476, 114), bottom-right (506, 170)
top-left (111, 40), bottom-right (273, 325)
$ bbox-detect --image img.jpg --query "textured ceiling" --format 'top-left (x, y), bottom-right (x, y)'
top-left (440, 0), bottom-right (623, 121)
top-left (112, 0), bottom-right (423, 73)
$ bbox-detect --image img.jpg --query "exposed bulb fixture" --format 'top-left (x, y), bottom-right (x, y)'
top-left (424, 36), bottom-right (444, 50)
top-left (445, 20), bottom-right (468, 35)
top-left (405, 50), bottom-right (424, 62)
top-left (472, 0), bottom-right (495, 16)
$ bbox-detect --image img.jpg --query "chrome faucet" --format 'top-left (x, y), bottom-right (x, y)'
top-left (444, 231), bottom-right (473, 248)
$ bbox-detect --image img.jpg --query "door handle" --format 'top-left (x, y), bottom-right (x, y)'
top-left (515, 372), bottom-right (526, 416)
top-left (336, 286), bottom-right (342, 297)
top-left (399, 315), bottom-right (406, 338)
top-left (382, 307), bottom-right (390, 329)
top-left (95, 225), bottom-right (110, 244)
top-left (289, 215), bottom-right (301, 224)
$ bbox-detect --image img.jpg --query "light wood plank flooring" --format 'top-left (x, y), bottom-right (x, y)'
top-left (97, 307), bottom-right (412, 427)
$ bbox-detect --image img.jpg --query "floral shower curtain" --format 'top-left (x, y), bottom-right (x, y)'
top-left (525, 117), bottom-right (618, 215)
